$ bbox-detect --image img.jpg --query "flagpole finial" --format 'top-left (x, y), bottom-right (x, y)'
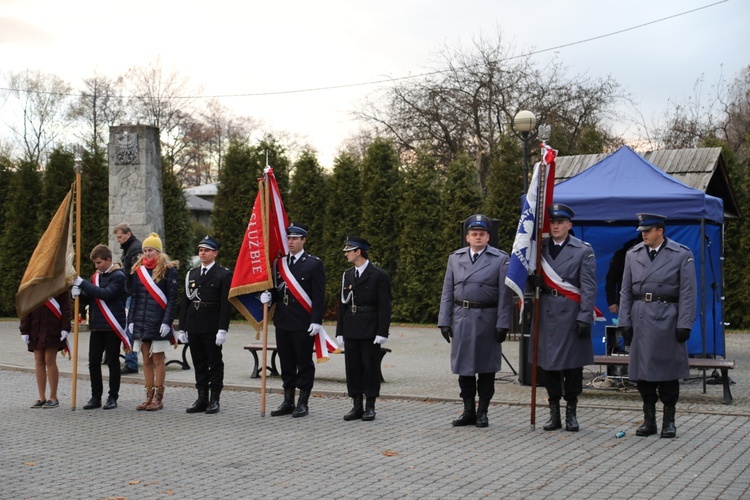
top-left (74, 147), bottom-right (82, 174)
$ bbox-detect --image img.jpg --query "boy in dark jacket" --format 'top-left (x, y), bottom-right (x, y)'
top-left (72, 244), bottom-right (128, 410)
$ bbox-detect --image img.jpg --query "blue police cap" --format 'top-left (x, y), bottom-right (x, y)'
top-left (287, 222), bottom-right (309, 237)
top-left (198, 235), bottom-right (220, 251)
top-left (548, 203), bottom-right (575, 221)
top-left (464, 214), bottom-right (491, 233)
top-left (636, 213), bottom-right (667, 231)
top-left (343, 236), bottom-right (370, 252)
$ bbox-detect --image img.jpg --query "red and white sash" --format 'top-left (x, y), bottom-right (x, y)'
top-left (278, 258), bottom-right (340, 362)
top-left (136, 266), bottom-right (178, 346)
top-left (541, 258), bottom-right (605, 322)
top-left (45, 298), bottom-right (71, 358)
top-left (92, 273), bottom-right (131, 350)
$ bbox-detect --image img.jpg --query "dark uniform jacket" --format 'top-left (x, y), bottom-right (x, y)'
top-left (20, 292), bottom-right (72, 352)
top-left (272, 252), bottom-right (325, 331)
top-left (78, 267), bottom-right (127, 332)
top-left (178, 263), bottom-right (233, 334)
top-left (336, 262), bottom-right (392, 340)
top-left (128, 266), bottom-right (179, 341)
top-left (619, 238), bottom-right (697, 381)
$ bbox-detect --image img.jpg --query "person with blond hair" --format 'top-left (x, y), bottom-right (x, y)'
top-left (127, 233), bottom-right (179, 411)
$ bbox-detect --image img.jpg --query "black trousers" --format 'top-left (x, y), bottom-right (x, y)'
top-left (458, 373), bottom-right (495, 401)
top-left (276, 328), bottom-right (315, 392)
top-left (189, 331), bottom-right (224, 391)
top-left (540, 367), bottom-right (583, 403)
top-left (344, 338), bottom-right (381, 398)
top-left (88, 330), bottom-right (121, 400)
top-left (637, 380), bottom-right (679, 406)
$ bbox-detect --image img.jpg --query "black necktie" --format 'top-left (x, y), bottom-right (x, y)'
top-left (355, 269), bottom-right (360, 280)
top-left (201, 268), bottom-right (207, 276)
top-left (550, 243), bottom-right (563, 260)
top-left (472, 253), bottom-right (478, 263)
top-left (649, 249), bottom-right (657, 261)
top-left (289, 255), bottom-right (296, 266)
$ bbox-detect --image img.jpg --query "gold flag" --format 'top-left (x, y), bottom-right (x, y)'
top-left (15, 186), bottom-right (76, 318)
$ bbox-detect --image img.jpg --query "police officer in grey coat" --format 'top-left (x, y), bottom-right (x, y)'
top-left (438, 214), bottom-right (513, 428)
top-left (531, 203), bottom-right (596, 432)
top-left (618, 213), bottom-right (697, 439)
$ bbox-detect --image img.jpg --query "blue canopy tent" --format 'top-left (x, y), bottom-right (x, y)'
top-left (554, 146), bottom-right (724, 358)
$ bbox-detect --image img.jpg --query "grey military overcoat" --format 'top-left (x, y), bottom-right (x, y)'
top-left (618, 238), bottom-right (697, 382)
top-left (531, 236), bottom-right (596, 371)
top-left (438, 246), bottom-right (513, 376)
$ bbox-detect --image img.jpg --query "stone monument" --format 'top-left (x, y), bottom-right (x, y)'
top-left (107, 125), bottom-right (164, 262)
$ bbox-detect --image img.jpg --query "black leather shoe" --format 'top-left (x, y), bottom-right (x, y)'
top-left (103, 397), bottom-right (118, 410)
top-left (205, 400), bottom-right (220, 414)
top-left (270, 401), bottom-right (295, 416)
top-left (83, 398), bottom-right (101, 410)
top-left (452, 411), bottom-right (476, 427)
top-left (475, 412), bottom-right (489, 428)
top-left (121, 365), bottom-right (138, 374)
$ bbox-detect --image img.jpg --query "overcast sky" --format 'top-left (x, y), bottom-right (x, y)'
top-left (1, 0), bottom-right (747, 166)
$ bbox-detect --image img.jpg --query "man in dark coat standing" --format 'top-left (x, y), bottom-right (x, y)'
top-left (261, 223), bottom-right (326, 418)
top-left (336, 236), bottom-right (392, 422)
top-left (438, 215), bottom-right (513, 428)
top-left (114, 223), bottom-right (142, 374)
top-left (531, 204), bottom-right (596, 432)
top-left (178, 236), bottom-right (233, 414)
top-left (618, 213), bottom-right (697, 438)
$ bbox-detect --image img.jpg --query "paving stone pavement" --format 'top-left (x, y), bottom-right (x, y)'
top-left (2, 320), bottom-right (749, 499)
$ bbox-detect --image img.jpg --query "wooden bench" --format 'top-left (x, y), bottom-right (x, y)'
top-left (592, 355), bottom-right (735, 404)
top-left (244, 343), bottom-right (392, 382)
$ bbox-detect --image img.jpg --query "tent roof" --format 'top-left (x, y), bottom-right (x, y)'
top-left (554, 146), bottom-right (724, 223)
top-left (556, 147), bottom-right (739, 218)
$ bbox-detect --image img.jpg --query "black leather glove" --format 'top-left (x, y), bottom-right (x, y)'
top-left (676, 328), bottom-right (691, 343)
top-left (440, 326), bottom-right (452, 344)
top-left (576, 321), bottom-right (591, 339)
top-left (619, 326), bottom-right (633, 346)
top-left (495, 328), bottom-right (509, 343)
top-left (528, 274), bottom-right (544, 289)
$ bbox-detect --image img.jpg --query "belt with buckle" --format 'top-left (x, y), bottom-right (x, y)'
top-left (454, 300), bottom-right (496, 309)
top-left (351, 305), bottom-right (377, 314)
top-left (541, 288), bottom-right (560, 297)
top-left (192, 301), bottom-right (219, 309)
top-left (633, 293), bottom-right (678, 303)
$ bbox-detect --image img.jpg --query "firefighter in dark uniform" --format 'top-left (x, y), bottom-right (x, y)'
top-left (260, 223), bottom-right (325, 418)
top-left (178, 236), bottom-right (233, 414)
top-left (618, 213), bottom-right (697, 438)
top-left (336, 236), bottom-right (392, 422)
top-left (438, 215), bottom-right (513, 428)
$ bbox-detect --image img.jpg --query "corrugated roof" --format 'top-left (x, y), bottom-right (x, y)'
top-left (555, 147), bottom-right (740, 218)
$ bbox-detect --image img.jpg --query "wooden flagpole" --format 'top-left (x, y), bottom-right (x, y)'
top-left (71, 154), bottom-right (82, 410)
top-left (260, 170), bottom-right (271, 417)
top-left (529, 159), bottom-right (548, 430)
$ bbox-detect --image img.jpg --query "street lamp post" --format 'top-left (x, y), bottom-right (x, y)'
top-left (512, 110), bottom-right (538, 193)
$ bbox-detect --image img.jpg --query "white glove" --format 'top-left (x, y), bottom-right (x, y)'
top-left (373, 335), bottom-right (388, 345)
top-left (337, 335), bottom-right (344, 345)
top-left (128, 323), bottom-right (134, 334)
top-left (307, 323), bottom-right (322, 337)
top-left (71, 285), bottom-right (81, 298)
top-left (260, 291), bottom-right (272, 304)
top-left (216, 329), bottom-right (227, 346)
top-left (60, 330), bottom-right (69, 341)
top-left (73, 276), bottom-right (83, 286)
top-left (177, 330), bottom-right (188, 344)
top-left (21, 334), bottom-right (30, 344)
top-left (159, 323), bottom-right (171, 338)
